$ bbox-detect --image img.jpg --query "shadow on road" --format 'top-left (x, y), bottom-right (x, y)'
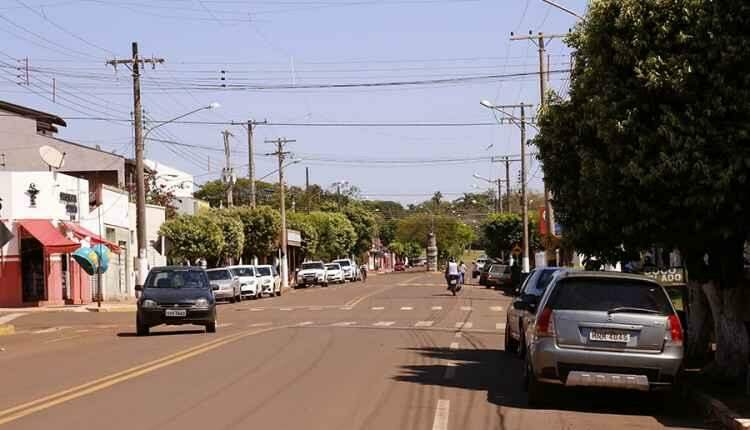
top-left (394, 346), bottom-right (706, 428)
top-left (117, 329), bottom-right (206, 337)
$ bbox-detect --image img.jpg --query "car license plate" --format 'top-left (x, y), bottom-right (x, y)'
top-left (589, 329), bottom-right (630, 343)
top-left (165, 309), bottom-right (187, 317)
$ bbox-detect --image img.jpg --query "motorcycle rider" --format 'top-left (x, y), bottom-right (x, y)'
top-left (445, 257), bottom-right (460, 290)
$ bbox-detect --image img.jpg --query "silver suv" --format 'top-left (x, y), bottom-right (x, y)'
top-left (523, 271), bottom-right (683, 406)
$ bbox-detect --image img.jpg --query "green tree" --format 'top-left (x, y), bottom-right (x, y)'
top-left (307, 211), bottom-right (357, 261)
top-left (378, 219), bottom-right (398, 246)
top-left (159, 215), bottom-right (224, 263)
top-left (210, 209), bottom-right (245, 265)
top-left (533, 0), bottom-right (750, 379)
top-left (481, 213), bottom-right (542, 259)
top-left (230, 206), bottom-right (281, 261)
top-left (395, 214), bottom-right (475, 261)
top-left (343, 204), bottom-right (378, 258)
top-left (287, 212), bottom-right (319, 258)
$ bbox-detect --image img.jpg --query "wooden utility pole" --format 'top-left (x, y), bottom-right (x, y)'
top-left (222, 129), bottom-right (234, 207)
top-left (265, 137), bottom-right (295, 290)
top-left (107, 42), bottom-right (164, 287)
top-left (505, 156), bottom-right (511, 213)
top-left (245, 119), bottom-right (266, 208)
top-left (511, 31), bottom-right (566, 263)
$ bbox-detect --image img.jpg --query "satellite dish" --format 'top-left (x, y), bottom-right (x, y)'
top-left (39, 145), bottom-right (65, 170)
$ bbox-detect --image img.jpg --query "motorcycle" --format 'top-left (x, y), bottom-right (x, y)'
top-left (447, 274), bottom-right (461, 296)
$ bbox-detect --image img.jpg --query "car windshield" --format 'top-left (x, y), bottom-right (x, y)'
top-left (548, 278), bottom-right (672, 315)
top-left (230, 267), bottom-right (254, 277)
top-left (206, 270), bottom-right (231, 281)
top-left (302, 262), bottom-right (324, 270)
top-left (335, 260), bottom-right (351, 267)
top-left (489, 265), bottom-right (510, 274)
top-left (256, 267), bottom-right (272, 276)
top-left (146, 270), bottom-right (208, 289)
top-left (326, 264), bottom-right (340, 270)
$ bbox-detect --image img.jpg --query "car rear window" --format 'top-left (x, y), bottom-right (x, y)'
top-left (207, 270), bottom-right (231, 281)
top-left (490, 265), bottom-right (510, 274)
top-left (548, 278), bottom-right (672, 315)
top-left (335, 260), bottom-right (351, 267)
top-left (256, 266), bottom-right (272, 276)
top-left (230, 267), bottom-right (254, 277)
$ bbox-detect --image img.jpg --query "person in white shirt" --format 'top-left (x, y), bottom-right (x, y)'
top-left (459, 261), bottom-right (467, 285)
top-left (445, 257), bottom-right (460, 289)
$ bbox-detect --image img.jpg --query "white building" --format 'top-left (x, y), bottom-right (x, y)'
top-left (144, 159), bottom-right (195, 198)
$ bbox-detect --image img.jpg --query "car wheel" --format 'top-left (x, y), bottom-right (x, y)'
top-left (504, 319), bottom-right (518, 354)
top-left (229, 296), bottom-right (236, 303)
top-left (517, 330), bottom-right (527, 359)
top-left (136, 319), bottom-right (150, 337)
top-left (206, 319), bottom-right (217, 333)
top-left (237, 293), bottom-right (243, 302)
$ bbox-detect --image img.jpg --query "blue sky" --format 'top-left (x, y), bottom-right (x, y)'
top-left (0, 0), bottom-right (586, 204)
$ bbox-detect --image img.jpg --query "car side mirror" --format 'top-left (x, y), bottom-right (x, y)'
top-left (211, 284), bottom-right (220, 291)
top-left (135, 285), bottom-right (143, 292)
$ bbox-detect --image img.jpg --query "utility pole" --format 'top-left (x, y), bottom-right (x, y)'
top-left (222, 129), bottom-right (234, 207)
top-left (520, 103), bottom-right (530, 273)
top-left (511, 31), bottom-right (565, 262)
top-left (245, 119), bottom-right (267, 208)
top-left (265, 137), bottom-right (296, 291)
top-left (107, 42), bottom-right (164, 287)
top-left (497, 179), bottom-right (503, 213)
top-left (505, 156), bottom-right (511, 213)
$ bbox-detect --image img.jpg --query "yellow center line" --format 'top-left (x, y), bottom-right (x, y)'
top-left (344, 274), bottom-right (425, 308)
top-left (0, 326), bottom-right (280, 426)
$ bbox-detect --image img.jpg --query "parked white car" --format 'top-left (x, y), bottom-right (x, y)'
top-left (324, 263), bottom-right (345, 285)
top-left (255, 264), bottom-right (281, 297)
top-left (333, 258), bottom-right (359, 282)
top-left (227, 265), bottom-right (259, 299)
top-left (296, 261), bottom-right (326, 287)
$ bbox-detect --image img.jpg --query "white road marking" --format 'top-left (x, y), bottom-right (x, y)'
top-left (279, 308), bottom-right (293, 311)
top-left (331, 321), bottom-right (357, 327)
top-left (454, 332), bottom-right (462, 338)
top-left (308, 306), bottom-right (324, 311)
top-left (296, 321), bottom-right (314, 326)
top-left (373, 321), bottom-right (395, 327)
top-left (340, 306), bottom-right (353, 311)
top-left (400, 306), bottom-right (413, 311)
top-left (490, 306), bottom-right (504, 312)
top-left (443, 362), bottom-right (457, 379)
top-left (496, 323), bottom-right (506, 330)
top-left (449, 342), bottom-right (459, 350)
top-left (0, 313), bottom-right (25, 325)
top-left (431, 306), bottom-right (443, 311)
top-left (460, 306), bottom-right (472, 311)
top-left (32, 326), bottom-right (71, 334)
top-left (431, 399), bottom-right (450, 430)
top-left (217, 323), bottom-right (233, 328)
top-left (371, 307), bottom-right (384, 311)
top-left (414, 321), bottom-right (434, 327)
top-left (250, 308), bottom-right (264, 312)
top-left (454, 322), bottom-right (473, 329)
top-left (248, 322), bottom-right (272, 327)
top-left (75, 329), bottom-right (90, 333)
top-left (44, 335), bottom-right (83, 344)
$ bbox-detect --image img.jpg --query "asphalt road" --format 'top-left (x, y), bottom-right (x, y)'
top-left (0, 272), bottom-right (708, 429)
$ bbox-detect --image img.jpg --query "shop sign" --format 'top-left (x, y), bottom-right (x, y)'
top-left (59, 192), bottom-right (78, 203)
top-left (641, 267), bottom-right (687, 286)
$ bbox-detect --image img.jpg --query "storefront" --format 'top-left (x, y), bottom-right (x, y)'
top-left (0, 171), bottom-right (115, 307)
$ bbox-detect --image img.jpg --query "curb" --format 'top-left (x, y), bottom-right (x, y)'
top-left (0, 324), bottom-right (15, 336)
top-left (86, 306), bottom-right (136, 313)
top-left (691, 387), bottom-right (750, 430)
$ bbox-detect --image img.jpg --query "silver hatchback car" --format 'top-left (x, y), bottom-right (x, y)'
top-left (522, 271), bottom-right (683, 406)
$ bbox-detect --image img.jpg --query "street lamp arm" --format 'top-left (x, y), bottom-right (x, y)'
top-left (539, 0), bottom-right (586, 21)
top-left (144, 103), bottom-right (219, 138)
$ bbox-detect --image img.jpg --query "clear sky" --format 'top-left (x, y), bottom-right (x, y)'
top-left (0, 0), bottom-right (586, 204)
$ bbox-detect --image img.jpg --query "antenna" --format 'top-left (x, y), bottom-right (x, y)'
top-left (39, 145), bottom-right (66, 171)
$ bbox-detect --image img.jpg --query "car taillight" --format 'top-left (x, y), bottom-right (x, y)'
top-left (535, 307), bottom-right (555, 338)
top-left (667, 314), bottom-right (683, 345)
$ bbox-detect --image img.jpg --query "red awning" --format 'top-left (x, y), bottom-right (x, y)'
top-left (17, 220), bottom-right (81, 255)
top-left (62, 222), bottom-right (121, 254)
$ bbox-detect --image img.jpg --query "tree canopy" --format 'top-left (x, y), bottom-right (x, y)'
top-left (159, 215), bottom-right (224, 263)
top-left (306, 211), bottom-right (357, 261)
top-left (481, 212), bottom-right (541, 259)
top-left (534, 0), bottom-right (750, 378)
top-left (230, 206), bottom-right (281, 261)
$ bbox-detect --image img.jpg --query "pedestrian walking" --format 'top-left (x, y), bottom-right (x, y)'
top-left (360, 264), bottom-right (368, 282)
top-left (459, 261), bottom-right (467, 285)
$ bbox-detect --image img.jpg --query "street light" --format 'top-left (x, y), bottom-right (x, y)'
top-left (144, 102), bottom-right (220, 139)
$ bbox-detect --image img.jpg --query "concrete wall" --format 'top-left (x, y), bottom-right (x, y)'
top-left (0, 108), bottom-right (126, 187)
